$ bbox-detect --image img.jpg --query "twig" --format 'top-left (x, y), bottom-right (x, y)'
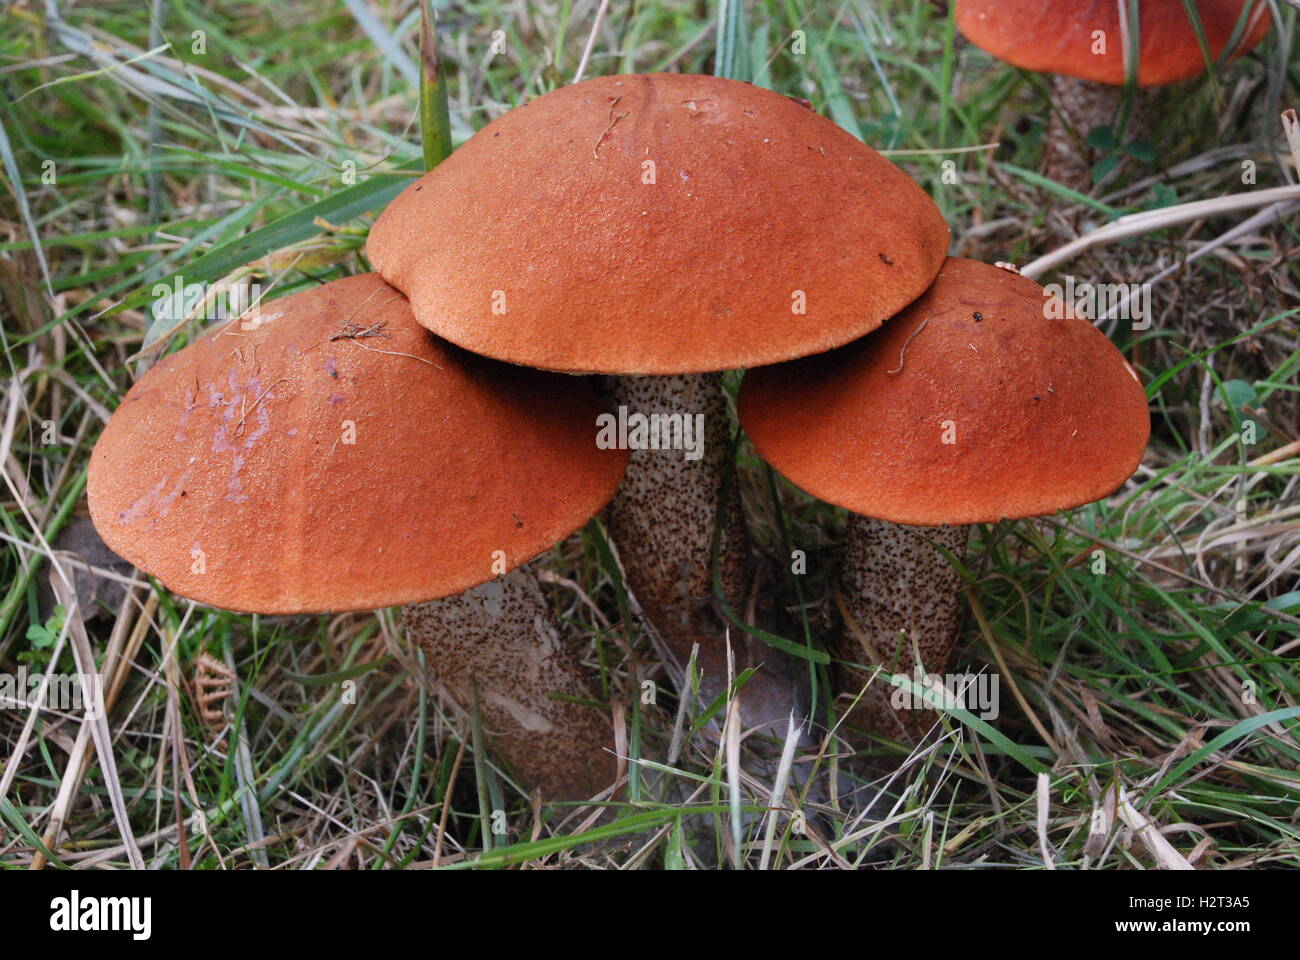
top-left (1095, 198), bottom-right (1300, 327)
top-left (1021, 184), bottom-right (1300, 278)
top-left (1035, 772), bottom-right (1055, 870)
top-left (51, 579), bottom-right (146, 869)
top-left (232, 377), bottom-right (291, 435)
top-left (886, 318), bottom-right (929, 374)
top-left (593, 95), bottom-right (626, 158)
top-left (723, 643), bottom-right (743, 870)
top-left (328, 320), bottom-right (387, 341)
top-left (758, 714), bottom-right (802, 870)
top-left (880, 142), bottom-right (1000, 157)
top-left (345, 340), bottom-right (441, 367)
top-left (32, 587), bottom-right (142, 868)
top-left (1115, 786), bottom-right (1195, 870)
top-left (572, 0), bottom-right (611, 84)
top-left (1250, 438), bottom-right (1300, 467)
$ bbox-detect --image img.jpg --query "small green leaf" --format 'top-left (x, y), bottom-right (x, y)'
top-left (1149, 183), bottom-right (1179, 209)
top-left (1222, 379), bottom-right (1257, 412)
top-left (26, 623), bottom-right (55, 648)
top-left (26, 605), bottom-right (65, 649)
top-left (1121, 139), bottom-right (1156, 162)
top-left (1085, 125), bottom-right (1119, 151)
top-left (1091, 154), bottom-right (1121, 184)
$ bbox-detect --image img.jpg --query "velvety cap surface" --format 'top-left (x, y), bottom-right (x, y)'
top-left (956, 0), bottom-right (1270, 87)
top-left (738, 259), bottom-right (1151, 526)
top-left (88, 274), bottom-right (628, 613)
top-left (367, 73), bottom-right (950, 375)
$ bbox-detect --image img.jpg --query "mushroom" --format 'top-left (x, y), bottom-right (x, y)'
top-left (738, 258), bottom-right (1150, 741)
top-left (87, 273), bottom-right (628, 801)
top-left (956, 0), bottom-right (1271, 192)
top-left (366, 72), bottom-right (950, 731)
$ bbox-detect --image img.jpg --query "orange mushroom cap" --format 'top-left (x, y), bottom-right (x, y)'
top-left (88, 274), bottom-right (628, 613)
top-left (956, 0), bottom-right (1271, 87)
top-left (738, 259), bottom-right (1151, 527)
top-left (367, 73), bottom-right (950, 375)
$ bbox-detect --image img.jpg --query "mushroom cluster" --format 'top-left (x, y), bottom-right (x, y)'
top-left (90, 68), bottom-right (1157, 810)
top-left (366, 72), bottom-right (949, 737)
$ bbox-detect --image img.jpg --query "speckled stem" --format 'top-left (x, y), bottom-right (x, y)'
top-left (603, 373), bottom-right (804, 734)
top-left (836, 517), bottom-right (971, 742)
top-left (402, 566), bottom-right (616, 802)
top-left (1044, 75), bottom-right (1152, 196)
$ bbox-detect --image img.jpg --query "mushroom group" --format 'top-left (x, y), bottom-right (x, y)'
top-left (366, 72), bottom-right (950, 735)
top-left (89, 65), bottom-right (1159, 815)
top-left (88, 274), bottom-right (628, 800)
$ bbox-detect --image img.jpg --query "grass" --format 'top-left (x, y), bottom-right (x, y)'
top-left (1, 0), bottom-right (1297, 870)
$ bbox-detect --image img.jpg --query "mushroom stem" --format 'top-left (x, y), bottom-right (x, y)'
top-left (836, 517), bottom-right (971, 741)
top-left (1044, 75), bottom-right (1152, 195)
top-left (402, 565), bottom-right (616, 802)
top-left (602, 372), bottom-right (803, 732)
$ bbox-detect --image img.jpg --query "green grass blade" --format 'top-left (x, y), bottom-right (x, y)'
top-left (1146, 707), bottom-right (1300, 801)
top-left (419, 1), bottom-right (453, 171)
top-left (715, 0), bottom-right (752, 82)
top-left (0, 111), bottom-right (53, 295)
top-left (122, 171), bottom-right (415, 321)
